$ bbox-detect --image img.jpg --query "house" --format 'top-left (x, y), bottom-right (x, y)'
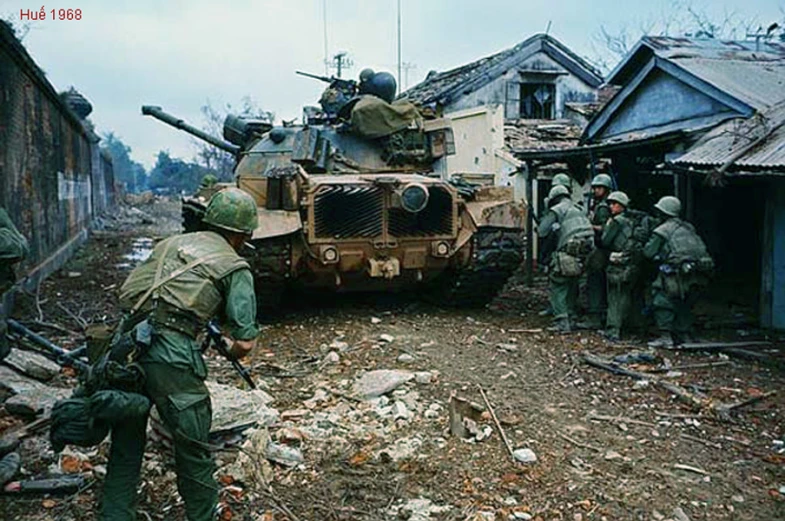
top-left (402, 33), bottom-right (604, 187)
top-left (513, 36), bottom-right (785, 330)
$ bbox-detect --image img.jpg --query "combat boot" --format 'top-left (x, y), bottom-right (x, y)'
top-left (601, 328), bottom-right (621, 342)
top-left (547, 317), bottom-right (572, 333)
top-left (647, 333), bottom-right (674, 349)
top-left (0, 435), bottom-right (19, 457)
top-left (575, 317), bottom-right (603, 330)
top-left (0, 452), bottom-right (20, 486)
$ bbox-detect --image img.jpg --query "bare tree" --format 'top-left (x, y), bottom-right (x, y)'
top-left (193, 97), bottom-right (274, 181)
top-left (589, 0), bottom-right (781, 74)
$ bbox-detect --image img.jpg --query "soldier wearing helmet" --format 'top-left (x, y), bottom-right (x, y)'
top-left (537, 185), bottom-right (595, 332)
top-left (643, 195), bottom-right (714, 348)
top-left (579, 173), bottom-right (614, 330)
top-left (600, 191), bottom-right (637, 341)
top-left (0, 207), bottom-right (28, 361)
top-left (103, 188), bottom-right (260, 521)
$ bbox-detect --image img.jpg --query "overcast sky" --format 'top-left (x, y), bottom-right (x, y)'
top-left (2, 0), bottom-right (783, 168)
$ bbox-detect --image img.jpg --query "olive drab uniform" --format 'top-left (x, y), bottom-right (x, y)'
top-left (538, 198), bottom-right (595, 330)
top-left (585, 197), bottom-right (611, 327)
top-left (601, 211), bottom-right (637, 338)
top-left (102, 231), bottom-right (258, 521)
top-left (0, 208), bottom-right (29, 360)
top-left (643, 218), bottom-right (713, 341)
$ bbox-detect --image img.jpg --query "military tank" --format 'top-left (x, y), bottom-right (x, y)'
top-left (141, 69), bottom-right (527, 310)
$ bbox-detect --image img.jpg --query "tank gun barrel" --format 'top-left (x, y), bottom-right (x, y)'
top-left (141, 105), bottom-right (240, 155)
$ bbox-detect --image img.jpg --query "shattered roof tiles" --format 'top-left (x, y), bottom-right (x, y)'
top-left (504, 120), bottom-right (583, 151)
top-left (402, 33), bottom-right (603, 107)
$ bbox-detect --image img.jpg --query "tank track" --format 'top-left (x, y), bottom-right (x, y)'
top-left (427, 227), bottom-right (525, 307)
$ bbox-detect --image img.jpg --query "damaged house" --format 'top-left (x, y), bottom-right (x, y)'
top-left (402, 33), bottom-right (604, 187)
top-left (515, 36), bottom-right (785, 330)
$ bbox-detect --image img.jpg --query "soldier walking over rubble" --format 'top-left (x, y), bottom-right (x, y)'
top-left (538, 185), bottom-right (595, 332)
top-left (600, 191), bottom-right (638, 342)
top-left (0, 207), bottom-right (29, 361)
top-left (643, 196), bottom-right (714, 348)
top-left (578, 174), bottom-right (613, 330)
top-left (101, 188), bottom-right (260, 521)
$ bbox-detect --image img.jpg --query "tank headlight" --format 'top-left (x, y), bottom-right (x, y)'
top-left (321, 245), bottom-right (339, 264)
top-left (432, 241), bottom-right (451, 258)
top-left (400, 183), bottom-right (429, 213)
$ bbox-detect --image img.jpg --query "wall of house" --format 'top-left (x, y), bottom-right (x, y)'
top-left (438, 104), bottom-right (519, 186)
top-left (0, 23), bottom-right (114, 289)
top-left (445, 52), bottom-right (597, 120)
top-left (594, 68), bottom-right (738, 143)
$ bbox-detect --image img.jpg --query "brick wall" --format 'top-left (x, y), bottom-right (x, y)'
top-left (0, 21), bottom-right (113, 286)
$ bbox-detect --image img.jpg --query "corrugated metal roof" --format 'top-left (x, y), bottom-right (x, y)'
top-left (672, 100), bottom-right (785, 169)
top-left (672, 58), bottom-right (785, 110)
top-left (645, 35), bottom-right (785, 61)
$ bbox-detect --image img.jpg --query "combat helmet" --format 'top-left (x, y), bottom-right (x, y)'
top-left (551, 173), bottom-right (571, 188)
top-left (591, 173), bottom-right (613, 189)
top-left (654, 196), bottom-right (681, 217)
top-left (547, 185), bottom-right (570, 206)
top-left (607, 191), bottom-right (630, 207)
top-left (202, 187), bottom-right (258, 234)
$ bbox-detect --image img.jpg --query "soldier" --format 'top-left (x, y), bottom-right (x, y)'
top-left (580, 173), bottom-right (613, 329)
top-left (643, 196), bottom-right (713, 348)
top-left (537, 173), bottom-right (573, 317)
top-left (102, 188), bottom-right (260, 521)
top-left (0, 207), bottom-right (29, 361)
top-left (538, 185), bottom-right (595, 332)
top-left (600, 191), bottom-right (636, 341)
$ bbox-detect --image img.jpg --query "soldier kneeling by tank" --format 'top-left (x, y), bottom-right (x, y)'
top-left (600, 191), bottom-right (639, 342)
top-left (538, 185), bottom-right (595, 332)
top-left (643, 196), bottom-right (714, 348)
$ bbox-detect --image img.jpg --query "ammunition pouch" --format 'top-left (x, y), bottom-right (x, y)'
top-left (50, 395), bottom-right (109, 453)
top-left (563, 236), bottom-right (594, 258)
top-left (149, 302), bottom-right (202, 339)
top-left (554, 251), bottom-right (584, 277)
top-left (86, 315), bottom-right (152, 394)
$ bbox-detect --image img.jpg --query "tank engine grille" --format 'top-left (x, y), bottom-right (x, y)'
top-left (313, 185), bottom-right (384, 239)
top-left (388, 186), bottom-right (454, 238)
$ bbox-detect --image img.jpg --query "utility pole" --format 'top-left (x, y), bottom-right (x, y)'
top-left (397, 0), bottom-right (402, 95)
top-left (401, 62), bottom-right (417, 90)
top-left (323, 0), bottom-right (329, 75)
top-left (329, 52), bottom-right (353, 78)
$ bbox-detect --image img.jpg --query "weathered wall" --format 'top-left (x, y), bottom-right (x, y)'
top-left (445, 52), bottom-right (597, 120)
top-left (0, 21), bottom-right (112, 287)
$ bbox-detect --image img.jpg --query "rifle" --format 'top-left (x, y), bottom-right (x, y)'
top-left (6, 318), bottom-right (90, 373)
top-left (201, 321), bottom-right (256, 389)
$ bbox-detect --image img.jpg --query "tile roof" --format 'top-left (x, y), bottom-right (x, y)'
top-left (671, 100), bottom-right (785, 170)
top-left (401, 33), bottom-right (603, 108)
top-left (504, 119), bottom-right (583, 152)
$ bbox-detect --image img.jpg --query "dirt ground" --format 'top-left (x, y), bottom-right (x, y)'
top-left (1, 198), bottom-right (783, 521)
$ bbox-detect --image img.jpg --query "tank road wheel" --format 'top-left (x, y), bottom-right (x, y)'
top-left (427, 227), bottom-right (524, 307)
top-left (247, 234), bottom-right (293, 318)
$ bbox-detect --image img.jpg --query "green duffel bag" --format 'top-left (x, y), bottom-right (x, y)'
top-left (50, 396), bottom-right (109, 453)
top-left (89, 390), bottom-right (151, 424)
